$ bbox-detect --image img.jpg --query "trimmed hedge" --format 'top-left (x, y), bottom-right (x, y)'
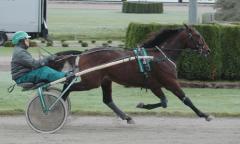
top-left (122, 2), bottom-right (163, 13)
top-left (3, 40), bottom-right (37, 47)
top-left (29, 41), bottom-right (38, 47)
top-left (125, 23), bottom-right (240, 80)
top-left (220, 25), bottom-right (240, 80)
top-left (3, 41), bottom-right (14, 47)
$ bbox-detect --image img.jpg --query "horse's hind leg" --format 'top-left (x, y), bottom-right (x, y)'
top-left (101, 78), bottom-right (135, 124)
top-left (137, 87), bottom-right (168, 110)
top-left (165, 81), bottom-right (213, 121)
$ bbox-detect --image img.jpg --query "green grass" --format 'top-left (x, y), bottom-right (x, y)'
top-left (1, 71), bottom-right (240, 117)
top-left (47, 8), bottom-right (188, 39)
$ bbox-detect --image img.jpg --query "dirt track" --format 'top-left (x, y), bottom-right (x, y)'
top-left (0, 116), bottom-right (239, 144)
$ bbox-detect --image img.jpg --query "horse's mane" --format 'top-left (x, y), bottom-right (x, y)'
top-left (141, 28), bottom-right (184, 48)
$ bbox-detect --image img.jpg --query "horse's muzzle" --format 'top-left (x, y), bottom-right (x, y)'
top-left (202, 49), bottom-right (210, 57)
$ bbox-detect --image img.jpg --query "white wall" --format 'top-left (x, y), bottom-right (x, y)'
top-left (0, 0), bottom-right (42, 32)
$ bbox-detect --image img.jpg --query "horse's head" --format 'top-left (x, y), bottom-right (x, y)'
top-left (140, 25), bottom-right (210, 60)
top-left (183, 24), bottom-right (210, 56)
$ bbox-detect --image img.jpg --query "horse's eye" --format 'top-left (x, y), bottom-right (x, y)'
top-left (194, 34), bottom-right (200, 39)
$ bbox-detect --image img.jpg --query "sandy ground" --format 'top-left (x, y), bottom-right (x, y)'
top-left (0, 116), bottom-right (239, 144)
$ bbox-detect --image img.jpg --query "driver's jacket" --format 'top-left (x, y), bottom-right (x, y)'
top-left (11, 46), bottom-right (50, 81)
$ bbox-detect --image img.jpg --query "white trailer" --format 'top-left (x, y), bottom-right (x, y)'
top-left (0, 0), bottom-right (48, 45)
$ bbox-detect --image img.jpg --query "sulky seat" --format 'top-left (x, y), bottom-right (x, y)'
top-left (17, 82), bottom-right (46, 91)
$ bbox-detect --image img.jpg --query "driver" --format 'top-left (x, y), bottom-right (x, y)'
top-left (10, 31), bottom-right (66, 84)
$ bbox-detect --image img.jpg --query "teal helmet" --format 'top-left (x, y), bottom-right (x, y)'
top-left (12, 31), bottom-right (31, 45)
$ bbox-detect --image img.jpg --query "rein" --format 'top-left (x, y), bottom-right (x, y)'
top-left (160, 47), bottom-right (184, 51)
top-left (38, 47), bottom-right (81, 62)
top-left (40, 47), bottom-right (55, 56)
top-left (54, 54), bottom-right (79, 62)
top-left (154, 46), bottom-right (176, 68)
top-left (160, 46), bottom-right (198, 52)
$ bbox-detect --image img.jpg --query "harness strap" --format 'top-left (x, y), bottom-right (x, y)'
top-left (142, 48), bottom-right (151, 72)
top-left (133, 47), bottom-right (152, 74)
top-left (133, 48), bottom-right (152, 91)
top-left (133, 49), bottom-right (144, 73)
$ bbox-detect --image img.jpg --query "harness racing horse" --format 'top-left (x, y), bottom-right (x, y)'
top-left (51, 25), bottom-right (213, 124)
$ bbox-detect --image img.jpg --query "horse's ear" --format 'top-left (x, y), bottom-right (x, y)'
top-left (184, 24), bottom-right (193, 32)
top-left (184, 23), bottom-right (190, 30)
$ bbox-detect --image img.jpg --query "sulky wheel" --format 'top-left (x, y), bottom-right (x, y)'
top-left (26, 91), bottom-right (67, 133)
top-left (46, 87), bottom-right (71, 115)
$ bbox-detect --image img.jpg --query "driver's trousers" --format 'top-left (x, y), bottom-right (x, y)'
top-left (15, 66), bottom-right (65, 84)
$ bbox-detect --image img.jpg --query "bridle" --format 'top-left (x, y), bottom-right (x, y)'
top-left (186, 30), bottom-right (205, 54)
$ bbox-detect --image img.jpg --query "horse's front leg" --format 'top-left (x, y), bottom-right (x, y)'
top-left (101, 78), bottom-right (135, 124)
top-left (137, 87), bottom-right (168, 110)
top-left (166, 82), bottom-right (214, 121)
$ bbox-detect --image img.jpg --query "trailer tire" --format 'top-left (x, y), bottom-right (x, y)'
top-left (0, 32), bottom-right (8, 46)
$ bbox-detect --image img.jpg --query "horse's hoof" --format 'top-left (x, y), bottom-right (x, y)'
top-left (126, 116), bottom-right (135, 124)
top-left (161, 102), bottom-right (167, 108)
top-left (127, 119), bottom-right (135, 124)
top-left (205, 115), bottom-right (214, 121)
top-left (136, 102), bottom-right (144, 108)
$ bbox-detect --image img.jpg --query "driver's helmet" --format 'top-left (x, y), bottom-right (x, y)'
top-left (12, 31), bottom-right (31, 45)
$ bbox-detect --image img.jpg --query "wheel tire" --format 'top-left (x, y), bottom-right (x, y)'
top-left (46, 87), bottom-right (71, 115)
top-left (0, 32), bottom-right (7, 46)
top-left (26, 92), bottom-right (67, 133)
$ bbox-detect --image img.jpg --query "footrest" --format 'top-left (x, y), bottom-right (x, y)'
top-left (17, 83), bottom-right (35, 88)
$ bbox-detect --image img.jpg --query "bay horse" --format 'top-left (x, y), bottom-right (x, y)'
top-left (50, 24), bottom-right (213, 124)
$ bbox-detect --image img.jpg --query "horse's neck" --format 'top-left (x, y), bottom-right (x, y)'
top-left (49, 50), bottom-right (81, 72)
top-left (160, 34), bottom-right (186, 61)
